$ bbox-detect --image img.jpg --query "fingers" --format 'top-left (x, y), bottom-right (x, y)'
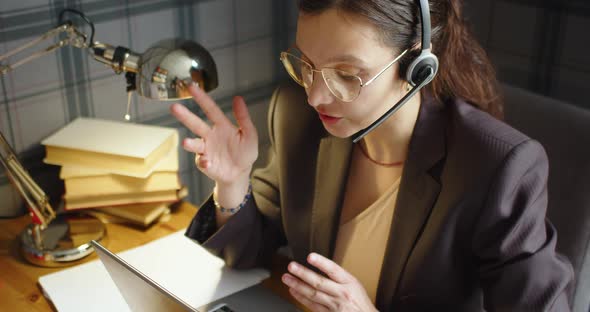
top-left (288, 288), bottom-right (330, 312)
top-left (188, 84), bottom-right (228, 125)
top-left (183, 138), bottom-right (209, 169)
top-left (170, 103), bottom-right (211, 137)
top-left (232, 96), bottom-right (256, 140)
top-left (195, 154), bottom-right (210, 170)
top-left (182, 137), bottom-right (205, 154)
top-left (307, 253), bottom-right (352, 284)
top-left (287, 262), bottom-right (339, 296)
top-left (283, 273), bottom-right (334, 308)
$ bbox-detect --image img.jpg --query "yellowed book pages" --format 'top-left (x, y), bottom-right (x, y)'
top-left (60, 146), bottom-right (179, 178)
top-left (42, 118), bottom-right (178, 178)
top-left (88, 209), bottom-right (170, 228)
top-left (95, 203), bottom-right (169, 226)
top-left (63, 172), bottom-right (180, 197)
top-left (60, 148), bottom-right (180, 196)
top-left (64, 186), bottom-right (187, 210)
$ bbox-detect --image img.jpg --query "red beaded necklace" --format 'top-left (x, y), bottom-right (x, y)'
top-left (357, 142), bottom-right (404, 167)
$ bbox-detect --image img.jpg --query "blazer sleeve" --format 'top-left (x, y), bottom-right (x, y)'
top-left (472, 139), bottom-right (574, 311)
top-left (185, 88), bottom-right (286, 269)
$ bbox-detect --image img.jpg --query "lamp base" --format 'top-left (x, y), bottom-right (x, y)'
top-left (20, 212), bottom-right (107, 267)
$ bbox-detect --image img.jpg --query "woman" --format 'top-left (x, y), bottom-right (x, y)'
top-left (171, 0), bottom-right (573, 311)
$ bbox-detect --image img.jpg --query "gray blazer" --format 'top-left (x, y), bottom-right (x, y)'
top-left (186, 82), bottom-right (573, 311)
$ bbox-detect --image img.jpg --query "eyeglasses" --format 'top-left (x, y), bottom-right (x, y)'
top-left (280, 49), bottom-right (408, 102)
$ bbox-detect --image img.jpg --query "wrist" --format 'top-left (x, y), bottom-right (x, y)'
top-left (214, 183), bottom-right (252, 214)
top-left (214, 172), bottom-right (251, 209)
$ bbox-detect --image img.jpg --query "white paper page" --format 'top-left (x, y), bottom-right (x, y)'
top-left (39, 231), bottom-right (270, 312)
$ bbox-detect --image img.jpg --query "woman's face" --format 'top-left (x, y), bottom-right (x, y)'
top-left (296, 8), bottom-right (405, 138)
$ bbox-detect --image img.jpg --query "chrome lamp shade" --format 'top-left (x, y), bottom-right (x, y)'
top-left (137, 38), bottom-right (218, 101)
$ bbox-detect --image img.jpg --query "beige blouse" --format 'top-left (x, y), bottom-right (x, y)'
top-left (332, 177), bottom-right (401, 303)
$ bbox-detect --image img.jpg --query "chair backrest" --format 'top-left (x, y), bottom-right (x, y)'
top-left (502, 84), bottom-right (590, 312)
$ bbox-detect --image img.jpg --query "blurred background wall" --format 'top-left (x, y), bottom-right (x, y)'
top-left (0, 0), bottom-right (587, 216)
top-left (462, 0), bottom-right (589, 108)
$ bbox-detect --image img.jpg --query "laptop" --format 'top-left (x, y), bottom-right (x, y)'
top-left (91, 240), bottom-right (300, 312)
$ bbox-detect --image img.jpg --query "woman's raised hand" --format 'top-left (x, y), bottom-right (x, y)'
top-left (170, 85), bottom-right (258, 187)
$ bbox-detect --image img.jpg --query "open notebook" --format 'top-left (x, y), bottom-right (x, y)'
top-left (38, 231), bottom-right (270, 312)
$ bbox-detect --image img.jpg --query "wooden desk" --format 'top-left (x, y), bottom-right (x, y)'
top-left (0, 202), bottom-right (301, 311)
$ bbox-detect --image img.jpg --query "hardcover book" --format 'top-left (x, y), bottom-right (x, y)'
top-left (42, 118), bottom-right (178, 178)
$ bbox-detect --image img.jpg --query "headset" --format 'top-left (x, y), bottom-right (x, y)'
top-left (351, 0), bottom-right (439, 143)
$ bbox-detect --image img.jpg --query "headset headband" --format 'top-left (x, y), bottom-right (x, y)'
top-left (418, 0), bottom-right (432, 52)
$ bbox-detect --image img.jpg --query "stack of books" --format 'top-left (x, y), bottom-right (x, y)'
top-left (41, 118), bottom-right (187, 226)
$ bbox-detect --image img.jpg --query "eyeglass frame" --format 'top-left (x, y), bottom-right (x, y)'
top-left (279, 48), bottom-right (409, 102)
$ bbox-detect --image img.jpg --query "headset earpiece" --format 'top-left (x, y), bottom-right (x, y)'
top-left (406, 50), bottom-right (439, 87)
top-left (351, 0), bottom-right (439, 142)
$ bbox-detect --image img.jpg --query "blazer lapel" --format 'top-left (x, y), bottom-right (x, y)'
top-left (309, 136), bottom-right (353, 259)
top-left (305, 94), bottom-right (447, 309)
top-left (376, 95), bottom-right (447, 310)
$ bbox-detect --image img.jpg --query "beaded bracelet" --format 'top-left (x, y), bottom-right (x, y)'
top-left (213, 182), bottom-right (252, 214)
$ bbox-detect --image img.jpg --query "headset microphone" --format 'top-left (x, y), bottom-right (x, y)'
top-left (351, 0), bottom-right (439, 143)
top-left (352, 67), bottom-right (433, 143)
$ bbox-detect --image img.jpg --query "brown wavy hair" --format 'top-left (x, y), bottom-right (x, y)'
top-left (298, 0), bottom-right (503, 119)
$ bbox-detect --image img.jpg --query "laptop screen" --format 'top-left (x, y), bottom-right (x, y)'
top-left (91, 240), bottom-right (198, 312)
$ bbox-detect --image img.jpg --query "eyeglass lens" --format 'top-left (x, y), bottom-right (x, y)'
top-left (281, 52), bottom-right (362, 102)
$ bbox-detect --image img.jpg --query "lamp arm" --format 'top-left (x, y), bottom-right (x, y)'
top-left (0, 17), bottom-right (141, 230)
top-left (0, 22), bottom-right (88, 75)
top-left (0, 23), bottom-right (85, 228)
top-left (0, 132), bottom-right (55, 228)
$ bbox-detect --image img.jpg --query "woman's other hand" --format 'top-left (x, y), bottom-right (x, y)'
top-left (282, 253), bottom-right (378, 312)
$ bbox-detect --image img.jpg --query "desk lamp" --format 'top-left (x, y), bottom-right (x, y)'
top-left (0, 9), bottom-right (218, 267)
